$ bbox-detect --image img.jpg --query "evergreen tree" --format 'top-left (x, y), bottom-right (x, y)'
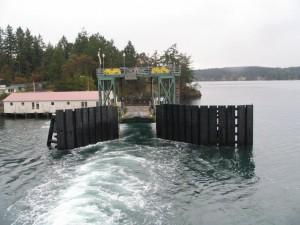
top-left (85, 33), bottom-right (104, 61)
top-left (0, 27), bottom-right (4, 51)
top-left (62, 54), bottom-right (97, 80)
top-left (161, 44), bottom-right (180, 65)
top-left (58, 35), bottom-right (72, 60)
top-left (162, 44), bottom-right (195, 83)
top-left (22, 28), bottom-right (34, 76)
top-left (32, 34), bottom-right (45, 70)
top-left (150, 50), bottom-right (160, 66)
top-left (49, 45), bottom-right (65, 81)
top-left (123, 41), bottom-right (137, 67)
top-left (161, 44), bottom-right (199, 98)
top-left (40, 43), bottom-right (54, 81)
top-left (72, 28), bottom-right (88, 55)
top-left (0, 25), bottom-right (202, 96)
top-left (105, 39), bottom-right (123, 68)
top-left (15, 27), bottom-right (25, 75)
top-left (3, 25), bottom-right (16, 58)
top-left (2, 25), bottom-right (16, 81)
top-left (0, 27), bottom-right (10, 82)
top-left (137, 52), bottom-right (149, 67)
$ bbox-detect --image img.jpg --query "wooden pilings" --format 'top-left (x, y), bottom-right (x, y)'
top-left (156, 104), bottom-right (253, 146)
top-left (47, 115), bottom-right (57, 147)
top-left (48, 106), bottom-right (119, 150)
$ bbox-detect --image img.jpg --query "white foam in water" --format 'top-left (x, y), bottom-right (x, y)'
top-left (8, 143), bottom-right (172, 225)
top-left (41, 121), bottom-right (50, 129)
top-left (44, 163), bottom-right (145, 223)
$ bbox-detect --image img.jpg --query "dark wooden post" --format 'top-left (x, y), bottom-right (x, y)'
top-left (89, 107), bottom-right (96, 144)
top-left (167, 104), bottom-right (173, 140)
top-left (56, 110), bottom-right (66, 150)
top-left (218, 106), bottom-right (227, 146)
top-left (179, 105), bottom-right (186, 142)
top-left (95, 107), bottom-right (102, 142)
top-left (191, 105), bottom-right (199, 145)
top-left (237, 105), bottom-right (246, 146)
top-left (82, 108), bottom-right (90, 146)
top-left (107, 106), bottom-right (113, 140)
top-left (112, 106), bottom-right (119, 139)
top-left (101, 106), bottom-right (108, 141)
top-left (154, 104), bottom-right (253, 147)
top-left (199, 106), bottom-right (208, 145)
top-left (227, 106), bottom-right (236, 146)
top-left (161, 104), bottom-right (168, 139)
top-left (65, 109), bottom-right (75, 149)
top-left (246, 105), bottom-right (253, 145)
top-left (75, 108), bottom-right (83, 147)
top-left (47, 115), bottom-right (56, 147)
top-left (156, 105), bottom-right (162, 138)
top-left (208, 106), bottom-right (217, 145)
top-left (185, 105), bottom-right (192, 143)
top-left (173, 104), bottom-right (180, 141)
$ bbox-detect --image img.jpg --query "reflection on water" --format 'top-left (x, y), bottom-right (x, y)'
top-left (1, 120), bottom-right (258, 225)
top-left (0, 118), bottom-right (4, 128)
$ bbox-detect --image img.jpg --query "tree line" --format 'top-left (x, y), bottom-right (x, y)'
top-left (194, 66), bottom-right (300, 81)
top-left (0, 25), bottom-right (199, 98)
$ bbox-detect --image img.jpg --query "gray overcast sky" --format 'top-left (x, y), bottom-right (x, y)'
top-left (1, 0), bottom-right (299, 69)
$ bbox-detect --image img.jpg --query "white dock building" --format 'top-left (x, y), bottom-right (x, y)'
top-left (3, 91), bottom-right (100, 116)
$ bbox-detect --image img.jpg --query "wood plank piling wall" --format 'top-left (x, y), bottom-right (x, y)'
top-left (51, 106), bottom-right (119, 150)
top-left (156, 104), bottom-right (253, 146)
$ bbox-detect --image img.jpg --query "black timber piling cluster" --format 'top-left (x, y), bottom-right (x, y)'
top-left (156, 104), bottom-right (253, 146)
top-left (47, 106), bottom-right (119, 150)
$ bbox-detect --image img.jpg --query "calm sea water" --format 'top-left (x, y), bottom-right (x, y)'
top-left (0, 81), bottom-right (300, 225)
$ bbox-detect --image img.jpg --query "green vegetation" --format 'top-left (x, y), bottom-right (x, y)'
top-left (0, 25), bottom-right (199, 99)
top-left (194, 67), bottom-right (300, 81)
top-left (0, 93), bottom-right (7, 114)
top-left (0, 93), bottom-right (8, 100)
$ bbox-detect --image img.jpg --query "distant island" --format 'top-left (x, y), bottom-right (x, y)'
top-left (194, 67), bottom-right (300, 81)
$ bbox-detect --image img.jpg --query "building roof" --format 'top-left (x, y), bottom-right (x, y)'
top-left (3, 91), bottom-right (99, 102)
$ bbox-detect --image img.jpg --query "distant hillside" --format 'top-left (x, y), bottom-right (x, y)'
top-left (194, 67), bottom-right (300, 81)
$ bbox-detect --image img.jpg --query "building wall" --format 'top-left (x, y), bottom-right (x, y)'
top-left (5, 88), bottom-right (17, 94)
top-left (0, 85), bottom-right (6, 94)
top-left (4, 100), bottom-right (98, 114)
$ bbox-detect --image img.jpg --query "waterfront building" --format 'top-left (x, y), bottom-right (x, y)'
top-left (0, 84), bottom-right (28, 94)
top-left (3, 91), bottom-right (100, 116)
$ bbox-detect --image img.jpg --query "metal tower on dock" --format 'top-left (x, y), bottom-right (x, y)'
top-left (96, 65), bottom-right (181, 106)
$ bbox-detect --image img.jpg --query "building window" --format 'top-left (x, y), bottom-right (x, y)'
top-left (32, 102), bottom-right (35, 109)
top-left (67, 102), bottom-right (70, 105)
top-left (10, 102), bottom-right (13, 106)
top-left (51, 102), bottom-right (54, 105)
top-left (36, 103), bottom-right (39, 109)
top-left (81, 102), bottom-right (87, 108)
top-left (22, 102), bottom-right (24, 106)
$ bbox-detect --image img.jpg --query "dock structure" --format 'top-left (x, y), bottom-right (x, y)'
top-left (46, 59), bottom-right (254, 149)
top-left (47, 106), bottom-right (119, 150)
top-left (156, 104), bottom-right (253, 146)
top-left (96, 66), bottom-right (181, 107)
top-left (120, 106), bottom-right (154, 123)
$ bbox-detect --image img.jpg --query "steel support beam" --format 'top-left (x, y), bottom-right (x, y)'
top-left (98, 76), bottom-right (116, 106)
top-left (158, 75), bottom-right (176, 104)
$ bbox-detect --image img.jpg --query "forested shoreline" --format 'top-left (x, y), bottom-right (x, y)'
top-left (0, 25), bottom-right (200, 98)
top-left (194, 67), bottom-right (300, 81)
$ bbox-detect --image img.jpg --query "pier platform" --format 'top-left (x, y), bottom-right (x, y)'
top-left (121, 106), bottom-right (154, 123)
